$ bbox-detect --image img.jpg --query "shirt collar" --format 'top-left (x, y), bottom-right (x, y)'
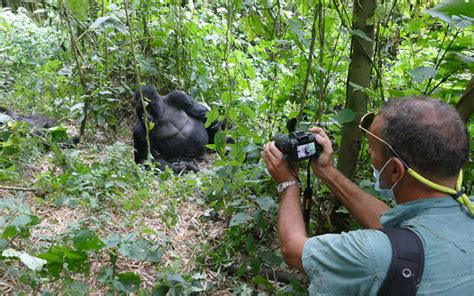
top-left (381, 196), bottom-right (460, 228)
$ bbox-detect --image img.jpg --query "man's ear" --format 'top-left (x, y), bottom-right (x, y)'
top-left (390, 158), bottom-right (406, 182)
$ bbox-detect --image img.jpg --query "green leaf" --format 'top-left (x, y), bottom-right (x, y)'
top-left (105, 233), bottom-right (121, 248)
top-left (149, 121), bottom-right (155, 130)
top-left (2, 248), bottom-right (47, 271)
top-left (238, 104), bottom-right (256, 120)
top-left (2, 225), bottom-right (18, 239)
top-left (252, 275), bottom-right (275, 291)
top-left (427, 0), bottom-right (474, 27)
top-left (452, 52), bottom-right (474, 64)
top-left (0, 238), bottom-right (7, 251)
top-left (65, 280), bottom-right (89, 296)
top-left (166, 272), bottom-right (187, 284)
top-left (350, 29), bottom-right (373, 42)
top-left (289, 19), bottom-right (305, 40)
top-left (205, 108), bottom-right (219, 128)
top-left (72, 229), bottom-right (105, 251)
top-left (348, 82), bottom-right (378, 99)
top-left (12, 214), bottom-right (33, 227)
top-left (430, 0), bottom-right (474, 18)
top-left (48, 126), bottom-right (69, 143)
top-left (118, 237), bottom-right (163, 263)
top-left (115, 272), bottom-right (141, 292)
top-left (229, 212), bottom-right (251, 227)
top-left (256, 196), bottom-right (277, 212)
top-left (332, 109), bottom-right (356, 125)
top-left (410, 66), bottom-right (437, 83)
top-left (89, 16), bottom-right (111, 31)
top-left (213, 129), bottom-right (226, 155)
top-left (38, 246), bottom-right (89, 278)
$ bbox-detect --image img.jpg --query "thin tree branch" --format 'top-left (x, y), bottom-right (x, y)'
top-left (0, 186), bottom-right (37, 192)
top-left (423, 27), bottom-right (461, 95)
top-left (63, 7), bottom-right (90, 137)
top-left (124, 0), bottom-right (152, 163)
top-left (297, 6), bottom-right (319, 122)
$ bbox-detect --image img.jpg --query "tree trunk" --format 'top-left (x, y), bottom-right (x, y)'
top-left (456, 75), bottom-right (474, 124)
top-left (337, 0), bottom-right (376, 179)
top-left (329, 0), bottom-right (376, 232)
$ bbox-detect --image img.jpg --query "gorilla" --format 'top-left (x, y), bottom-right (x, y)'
top-left (0, 106), bottom-right (56, 128)
top-left (0, 106), bottom-right (79, 148)
top-left (133, 85), bottom-right (223, 173)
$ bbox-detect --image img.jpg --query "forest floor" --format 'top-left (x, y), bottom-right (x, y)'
top-left (0, 124), bottom-right (290, 295)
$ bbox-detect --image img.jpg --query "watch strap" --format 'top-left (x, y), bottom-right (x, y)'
top-left (277, 180), bottom-right (300, 194)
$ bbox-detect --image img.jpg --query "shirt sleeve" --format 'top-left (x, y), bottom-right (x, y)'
top-left (302, 229), bottom-right (392, 295)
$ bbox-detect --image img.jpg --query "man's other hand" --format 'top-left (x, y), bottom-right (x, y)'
top-left (309, 127), bottom-right (334, 173)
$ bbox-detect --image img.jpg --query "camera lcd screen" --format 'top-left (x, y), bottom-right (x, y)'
top-left (297, 142), bottom-right (316, 159)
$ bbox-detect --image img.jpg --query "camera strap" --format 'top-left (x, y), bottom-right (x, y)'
top-left (303, 161), bottom-right (313, 229)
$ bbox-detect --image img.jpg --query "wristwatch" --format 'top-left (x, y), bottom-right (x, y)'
top-left (277, 180), bottom-right (300, 194)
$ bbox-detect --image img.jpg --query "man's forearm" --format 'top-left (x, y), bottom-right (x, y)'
top-left (314, 165), bottom-right (390, 228)
top-left (278, 185), bottom-right (307, 272)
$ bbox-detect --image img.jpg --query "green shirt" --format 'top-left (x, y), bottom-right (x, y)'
top-left (302, 196), bottom-right (474, 295)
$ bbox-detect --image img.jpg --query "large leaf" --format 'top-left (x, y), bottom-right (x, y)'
top-left (350, 29), bottom-right (373, 42)
top-left (229, 212), bottom-right (251, 227)
top-left (205, 108), bottom-right (219, 128)
top-left (114, 272), bottom-right (141, 292)
top-left (431, 0), bottom-right (474, 18)
top-left (2, 248), bottom-right (47, 271)
top-left (88, 16), bottom-right (112, 31)
top-left (410, 66), bottom-right (437, 84)
top-left (72, 229), bottom-right (105, 251)
top-left (332, 109), bottom-right (356, 125)
top-left (427, 0), bottom-right (474, 27)
top-left (256, 196), bottom-right (277, 212)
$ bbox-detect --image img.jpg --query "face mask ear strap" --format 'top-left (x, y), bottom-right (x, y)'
top-left (408, 169), bottom-right (474, 216)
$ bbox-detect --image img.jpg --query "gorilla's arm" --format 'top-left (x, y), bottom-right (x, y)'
top-left (165, 90), bottom-right (208, 121)
top-left (1, 106), bottom-right (57, 128)
top-left (135, 85), bottom-right (162, 125)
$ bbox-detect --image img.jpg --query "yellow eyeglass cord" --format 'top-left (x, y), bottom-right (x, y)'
top-left (408, 169), bottom-right (474, 216)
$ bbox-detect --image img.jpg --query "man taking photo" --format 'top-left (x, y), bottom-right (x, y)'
top-left (262, 97), bottom-right (473, 295)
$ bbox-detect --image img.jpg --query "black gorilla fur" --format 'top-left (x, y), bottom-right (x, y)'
top-left (0, 106), bottom-right (79, 147)
top-left (0, 106), bottom-right (56, 128)
top-left (133, 85), bottom-right (222, 173)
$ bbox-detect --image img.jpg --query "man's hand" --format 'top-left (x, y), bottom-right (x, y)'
top-left (262, 141), bottom-right (299, 182)
top-left (308, 126), bottom-right (389, 228)
top-left (309, 127), bottom-right (334, 174)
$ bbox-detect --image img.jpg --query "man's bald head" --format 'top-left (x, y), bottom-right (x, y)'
top-left (378, 96), bottom-right (469, 179)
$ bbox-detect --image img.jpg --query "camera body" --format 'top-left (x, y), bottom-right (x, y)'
top-left (273, 131), bottom-right (322, 162)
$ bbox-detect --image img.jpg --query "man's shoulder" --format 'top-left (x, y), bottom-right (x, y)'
top-left (304, 229), bottom-right (391, 259)
top-left (302, 229), bottom-right (393, 273)
top-left (302, 229), bottom-right (392, 295)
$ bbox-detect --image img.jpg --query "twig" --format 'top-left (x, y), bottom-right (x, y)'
top-left (297, 6), bottom-right (319, 122)
top-left (0, 186), bottom-right (37, 192)
top-left (102, 0), bottom-right (109, 76)
top-left (423, 27), bottom-right (461, 95)
top-left (63, 6), bottom-right (90, 137)
top-left (224, 262), bottom-right (306, 284)
top-left (124, 0), bottom-right (152, 162)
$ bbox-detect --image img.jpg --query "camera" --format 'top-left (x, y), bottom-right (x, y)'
top-left (273, 131), bottom-right (322, 162)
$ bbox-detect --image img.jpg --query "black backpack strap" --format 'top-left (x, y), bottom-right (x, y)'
top-left (377, 228), bottom-right (425, 296)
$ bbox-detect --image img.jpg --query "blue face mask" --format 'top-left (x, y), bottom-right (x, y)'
top-left (372, 158), bottom-right (399, 201)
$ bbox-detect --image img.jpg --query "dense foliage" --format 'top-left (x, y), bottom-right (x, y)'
top-left (0, 0), bottom-right (472, 294)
